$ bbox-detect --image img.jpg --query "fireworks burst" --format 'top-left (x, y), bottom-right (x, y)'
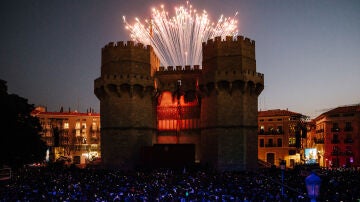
top-left (123, 2), bottom-right (238, 68)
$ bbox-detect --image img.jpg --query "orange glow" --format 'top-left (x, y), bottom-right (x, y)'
top-left (158, 91), bottom-right (196, 106)
top-left (157, 91), bottom-right (199, 131)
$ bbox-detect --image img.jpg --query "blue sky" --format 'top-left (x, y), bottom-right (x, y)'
top-left (0, 0), bottom-right (359, 118)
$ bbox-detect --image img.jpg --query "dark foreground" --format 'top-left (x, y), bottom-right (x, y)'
top-left (1, 165), bottom-right (359, 201)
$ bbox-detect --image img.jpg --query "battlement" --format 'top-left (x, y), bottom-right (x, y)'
top-left (101, 40), bottom-right (160, 77)
top-left (216, 69), bottom-right (264, 79)
top-left (203, 35), bottom-right (255, 47)
top-left (202, 35), bottom-right (256, 63)
top-left (102, 41), bottom-right (151, 51)
top-left (157, 65), bottom-right (201, 72)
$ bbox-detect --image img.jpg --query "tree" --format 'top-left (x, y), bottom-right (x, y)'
top-left (0, 79), bottom-right (47, 168)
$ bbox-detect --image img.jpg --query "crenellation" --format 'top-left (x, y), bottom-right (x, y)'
top-left (116, 41), bottom-right (124, 47)
top-left (202, 35), bottom-right (255, 47)
top-left (157, 65), bottom-right (202, 72)
top-left (103, 40), bottom-right (151, 51)
top-left (226, 36), bottom-right (233, 42)
top-left (236, 35), bottom-right (244, 41)
top-left (126, 41), bottom-right (134, 46)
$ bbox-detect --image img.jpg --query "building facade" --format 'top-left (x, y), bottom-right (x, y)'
top-left (31, 106), bottom-right (101, 165)
top-left (307, 105), bottom-right (360, 168)
top-left (94, 36), bottom-right (264, 171)
top-left (258, 109), bottom-right (307, 168)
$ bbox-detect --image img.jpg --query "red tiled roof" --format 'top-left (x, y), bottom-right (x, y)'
top-left (258, 109), bottom-right (302, 117)
top-left (320, 104), bottom-right (360, 117)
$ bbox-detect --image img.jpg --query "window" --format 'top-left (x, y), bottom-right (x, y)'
top-left (277, 138), bottom-right (282, 147)
top-left (276, 126), bottom-right (283, 134)
top-left (289, 137), bottom-right (296, 146)
top-left (345, 122), bottom-right (352, 131)
top-left (268, 127), bottom-right (275, 134)
top-left (331, 123), bottom-right (340, 132)
top-left (259, 126), bottom-right (264, 134)
top-left (76, 130), bottom-right (80, 137)
top-left (343, 113), bottom-right (354, 117)
top-left (345, 134), bottom-right (353, 143)
top-left (267, 139), bottom-right (274, 147)
top-left (81, 123), bottom-right (87, 135)
top-left (332, 134), bottom-right (339, 144)
top-left (259, 139), bottom-right (264, 147)
top-left (64, 122), bottom-right (69, 129)
top-left (75, 122), bottom-right (80, 129)
top-left (92, 122), bottom-right (97, 131)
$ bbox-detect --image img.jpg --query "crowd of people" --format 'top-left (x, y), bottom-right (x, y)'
top-left (0, 164), bottom-right (359, 201)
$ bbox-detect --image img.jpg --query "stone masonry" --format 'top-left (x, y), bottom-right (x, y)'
top-left (94, 36), bottom-right (264, 171)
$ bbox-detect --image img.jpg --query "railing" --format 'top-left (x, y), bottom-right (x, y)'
top-left (344, 127), bottom-right (353, 132)
top-left (331, 127), bottom-right (340, 132)
top-left (345, 150), bottom-right (353, 156)
top-left (331, 139), bottom-right (340, 144)
top-left (265, 143), bottom-right (281, 147)
top-left (344, 138), bottom-right (354, 144)
top-left (259, 131), bottom-right (284, 135)
top-left (314, 138), bottom-right (324, 144)
top-left (331, 151), bottom-right (341, 156)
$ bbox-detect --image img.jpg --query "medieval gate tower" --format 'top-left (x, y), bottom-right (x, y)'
top-left (95, 36), bottom-right (264, 171)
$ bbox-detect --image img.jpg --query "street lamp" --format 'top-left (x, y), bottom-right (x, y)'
top-left (305, 172), bottom-right (321, 202)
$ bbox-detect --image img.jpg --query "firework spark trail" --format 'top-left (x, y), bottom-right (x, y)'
top-left (123, 2), bottom-right (238, 68)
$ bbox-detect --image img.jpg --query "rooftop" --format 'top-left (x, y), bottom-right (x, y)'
top-left (258, 109), bottom-right (302, 117)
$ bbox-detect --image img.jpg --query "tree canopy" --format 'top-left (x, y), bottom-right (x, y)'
top-left (0, 79), bottom-right (47, 168)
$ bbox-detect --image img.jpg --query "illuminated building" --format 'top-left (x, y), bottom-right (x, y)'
top-left (258, 109), bottom-right (307, 168)
top-left (94, 36), bottom-right (264, 171)
top-left (309, 104), bottom-right (360, 168)
top-left (31, 106), bottom-right (101, 165)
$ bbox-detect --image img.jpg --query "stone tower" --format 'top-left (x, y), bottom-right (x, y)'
top-left (200, 36), bottom-right (264, 171)
top-left (94, 41), bottom-right (159, 169)
top-left (94, 35), bottom-right (264, 171)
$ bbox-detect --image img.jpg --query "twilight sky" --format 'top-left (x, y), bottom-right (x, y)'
top-left (0, 0), bottom-right (359, 118)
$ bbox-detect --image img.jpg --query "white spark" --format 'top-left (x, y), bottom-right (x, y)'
top-left (123, 2), bottom-right (238, 68)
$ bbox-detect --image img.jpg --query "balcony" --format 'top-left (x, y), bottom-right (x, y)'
top-left (276, 129), bottom-right (284, 134)
top-left (331, 150), bottom-right (341, 156)
top-left (344, 127), bottom-right (353, 132)
top-left (344, 138), bottom-right (354, 144)
top-left (314, 138), bottom-right (324, 144)
top-left (345, 150), bottom-right (353, 156)
top-left (259, 131), bottom-right (284, 135)
top-left (331, 127), bottom-right (340, 132)
top-left (265, 143), bottom-right (278, 147)
top-left (315, 129), bottom-right (324, 133)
